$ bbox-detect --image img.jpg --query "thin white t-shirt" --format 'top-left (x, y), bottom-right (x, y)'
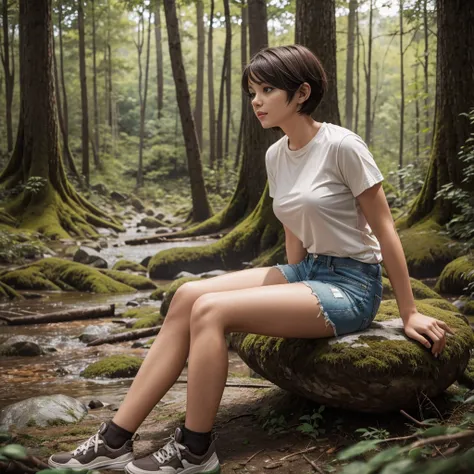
top-left (266, 122), bottom-right (384, 264)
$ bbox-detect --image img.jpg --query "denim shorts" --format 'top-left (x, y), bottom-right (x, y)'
top-left (275, 253), bottom-right (383, 336)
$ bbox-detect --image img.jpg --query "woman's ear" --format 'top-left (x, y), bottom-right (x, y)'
top-left (297, 82), bottom-right (311, 103)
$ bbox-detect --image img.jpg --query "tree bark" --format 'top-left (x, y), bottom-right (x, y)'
top-left (87, 325), bottom-right (161, 347)
top-left (163, 0), bottom-right (211, 221)
top-left (224, 0), bottom-right (232, 160)
top-left (423, 0), bottom-right (430, 149)
top-left (407, 0), bottom-right (474, 225)
top-left (295, 0), bottom-right (341, 125)
top-left (58, 1), bottom-right (69, 150)
top-left (399, 0), bottom-right (405, 192)
top-left (355, 10), bottom-right (360, 134)
top-left (364, 0), bottom-right (373, 147)
top-left (345, 0), bottom-right (357, 130)
top-left (0, 0), bottom-right (122, 238)
top-left (154, 0), bottom-right (164, 120)
top-left (194, 0), bottom-right (204, 149)
top-left (208, 0), bottom-right (216, 168)
top-left (1, 0), bottom-right (14, 152)
top-left (78, 0), bottom-right (90, 187)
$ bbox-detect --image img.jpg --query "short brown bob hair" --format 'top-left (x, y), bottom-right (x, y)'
top-left (241, 44), bottom-right (327, 116)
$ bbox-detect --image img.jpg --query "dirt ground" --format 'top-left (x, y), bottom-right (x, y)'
top-left (12, 374), bottom-right (464, 474)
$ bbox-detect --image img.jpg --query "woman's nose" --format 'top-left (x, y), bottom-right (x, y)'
top-left (252, 95), bottom-right (262, 106)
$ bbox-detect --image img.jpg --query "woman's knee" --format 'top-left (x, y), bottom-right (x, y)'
top-left (190, 293), bottom-right (223, 334)
top-left (166, 281), bottom-right (207, 321)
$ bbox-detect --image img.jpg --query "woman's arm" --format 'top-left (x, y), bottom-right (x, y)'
top-left (284, 225), bottom-right (307, 264)
top-left (357, 183), bottom-right (453, 357)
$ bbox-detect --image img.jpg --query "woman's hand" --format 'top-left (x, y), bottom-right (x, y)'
top-left (403, 312), bottom-right (454, 357)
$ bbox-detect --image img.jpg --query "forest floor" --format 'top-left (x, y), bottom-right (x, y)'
top-left (14, 373), bottom-right (467, 474)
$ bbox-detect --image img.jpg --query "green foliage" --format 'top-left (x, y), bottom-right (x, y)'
top-left (388, 163), bottom-right (425, 205)
top-left (296, 405), bottom-right (326, 439)
top-left (355, 427), bottom-right (390, 441)
top-left (260, 409), bottom-right (288, 435)
top-left (24, 176), bottom-right (48, 195)
top-left (435, 109), bottom-right (474, 246)
top-left (0, 229), bottom-right (47, 264)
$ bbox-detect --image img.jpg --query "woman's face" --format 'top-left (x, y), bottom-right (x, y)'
top-left (248, 79), bottom-right (300, 129)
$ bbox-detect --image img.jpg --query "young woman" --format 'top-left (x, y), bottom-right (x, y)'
top-left (49, 44), bottom-right (453, 474)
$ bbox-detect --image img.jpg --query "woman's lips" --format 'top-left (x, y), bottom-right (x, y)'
top-left (257, 112), bottom-right (267, 119)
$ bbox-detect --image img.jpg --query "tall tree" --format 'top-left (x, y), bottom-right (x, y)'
top-left (154, 0), bottom-right (163, 120)
top-left (407, 0), bottom-right (474, 225)
top-left (163, 0), bottom-right (211, 221)
top-left (207, 0), bottom-right (216, 168)
top-left (91, 0), bottom-right (100, 164)
top-left (0, 0), bottom-right (120, 238)
top-left (398, 0), bottom-right (405, 192)
top-left (295, 0), bottom-right (341, 125)
top-left (422, 0), bottom-right (430, 149)
top-left (364, 0), bottom-right (374, 146)
top-left (78, 0), bottom-right (90, 187)
top-left (1, 0), bottom-right (15, 152)
top-left (354, 9), bottom-right (360, 134)
top-left (135, 5), bottom-right (152, 189)
top-left (194, 0), bottom-right (204, 149)
top-left (345, 0), bottom-right (357, 130)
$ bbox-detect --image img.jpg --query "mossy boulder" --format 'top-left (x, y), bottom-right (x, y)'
top-left (138, 217), bottom-right (167, 229)
top-left (131, 197), bottom-right (145, 212)
top-left (0, 336), bottom-right (42, 357)
top-left (231, 300), bottom-right (473, 412)
top-left (458, 355), bottom-right (474, 389)
top-left (112, 259), bottom-right (147, 274)
top-left (399, 218), bottom-right (463, 278)
top-left (100, 269), bottom-right (156, 290)
top-left (0, 258), bottom-right (137, 293)
top-left (435, 255), bottom-right (474, 295)
top-left (81, 355), bottom-right (143, 379)
top-left (382, 276), bottom-right (441, 300)
top-left (121, 306), bottom-right (164, 329)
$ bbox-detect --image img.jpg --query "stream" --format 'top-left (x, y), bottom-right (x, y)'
top-left (0, 215), bottom-right (252, 411)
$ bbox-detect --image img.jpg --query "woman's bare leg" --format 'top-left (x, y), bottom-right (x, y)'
top-left (184, 283), bottom-right (333, 432)
top-left (112, 267), bottom-right (287, 432)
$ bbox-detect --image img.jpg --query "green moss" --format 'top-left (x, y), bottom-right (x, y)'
top-left (101, 269), bottom-right (156, 290)
top-left (459, 357), bottom-right (474, 388)
top-left (0, 258), bottom-right (137, 293)
top-left (112, 259), bottom-right (147, 273)
top-left (461, 298), bottom-right (474, 316)
top-left (150, 283), bottom-right (170, 300)
top-left (121, 306), bottom-right (164, 329)
top-left (160, 277), bottom-right (202, 316)
top-left (435, 254), bottom-right (474, 295)
top-left (139, 216), bottom-right (167, 228)
top-left (81, 355), bottom-right (143, 378)
top-left (382, 276), bottom-right (441, 300)
top-left (398, 218), bottom-right (463, 278)
top-left (0, 281), bottom-right (24, 300)
top-left (238, 299), bottom-right (473, 376)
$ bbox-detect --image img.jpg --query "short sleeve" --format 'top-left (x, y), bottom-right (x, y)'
top-left (336, 134), bottom-right (384, 197)
top-left (265, 149), bottom-right (277, 198)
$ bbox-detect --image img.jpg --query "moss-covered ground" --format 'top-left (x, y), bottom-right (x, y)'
top-left (120, 306), bottom-right (164, 329)
top-left (81, 355), bottom-right (143, 378)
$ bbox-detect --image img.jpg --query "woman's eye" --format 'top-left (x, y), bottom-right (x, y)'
top-left (248, 92), bottom-right (255, 99)
top-left (264, 87), bottom-right (274, 93)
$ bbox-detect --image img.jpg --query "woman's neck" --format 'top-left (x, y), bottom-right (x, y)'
top-left (281, 116), bottom-right (323, 151)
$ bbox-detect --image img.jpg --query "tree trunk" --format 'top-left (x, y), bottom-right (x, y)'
top-left (295, 0), bottom-right (341, 125)
top-left (154, 0), bottom-right (164, 120)
top-left (364, 0), bottom-right (373, 147)
top-left (224, 0), bottom-right (232, 160)
top-left (355, 10), bottom-right (360, 134)
top-left (208, 0), bottom-right (216, 168)
top-left (1, 0), bottom-right (14, 153)
top-left (414, 51), bottom-right (420, 165)
top-left (234, 0), bottom-right (248, 171)
top-left (87, 325), bottom-right (161, 347)
top-left (78, 0), bottom-right (90, 187)
top-left (345, 0), bottom-right (357, 130)
top-left (423, 0), bottom-right (430, 149)
top-left (91, 0), bottom-right (100, 165)
top-left (194, 0), bottom-right (204, 149)
top-left (0, 0), bottom-right (122, 239)
top-left (163, 0), bottom-right (211, 221)
top-left (407, 0), bottom-right (474, 225)
top-left (399, 0), bottom-right (405, 192)
top-left (58, 1), bottom-right (69, 150)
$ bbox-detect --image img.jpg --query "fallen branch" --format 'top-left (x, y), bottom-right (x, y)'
top-left (409, 430), bottom-right (474, 450)
top-left (173, 378), bottom-right (273, 389)
top-left (280, 446), bottom-right (318, 461)
top-left (400, 409), bottom-right (433, 427)
top-left (2, 304), bottom-right (115, 325)
top-left (302, 454), bottom-right (325, 474)
top-left (87, 325), bottom-right (162, 346)
top-left (239, 449), bottom-right (265, 466)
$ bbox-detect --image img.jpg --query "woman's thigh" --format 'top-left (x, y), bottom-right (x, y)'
top-left (191, 283), bottom-right (334, 339)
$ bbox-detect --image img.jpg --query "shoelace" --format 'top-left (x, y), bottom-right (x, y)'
top-left (153, 435), bottom-right (185, 464)
top-left (72, 432), bottom-right (101, 456)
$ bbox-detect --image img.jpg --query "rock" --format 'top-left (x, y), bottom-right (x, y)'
top-left (0, 394), bottom-right (88, 430)
top-left (155, 212), bottom-right (165, 220)
top-left (74, 247), bottom-right (108, 269)
top-left (231, 300), bottom-right (473, 413)
top-left (126, 300), bottom-right (140, 307)
top-left (89, 258), bottom-right (108, 269)
top-left (138, 217), bottom-right (165, 229)
top-left (81, 355), bottom-right (143, 379)
top-left (112, 259), bottom-right (147, 274)
top-left (132, 341), bottom-right (145, 348)
top-left (155, 227), bottom-right (173, 234)
top-left (55, 367), bottom-right (69, 376)
top-left (64, 245), bottom-right (79, 257)
top-left (110, 191), bottom-right (128, 202)
top-left (88, 399), bottom-right (104, 409)
top-left (198, 270), bottom-right (227, 278)
top-left (174, 271), bottom-right (197, 279)
top-left (435, 255), bottom-right (474, 295)
top-left (0, 336), bottom-right (42, 357)
top-left (131, 197), bottom-right (145, 212)
top-left (98, 240), bottom-right (108, 249)
top-left (79, 325), bottom-right (114, 344)
top-left (458, 355), bottom-right (474, 388)
top-left (120, 307), bottom-right (163, 329)
top-left (140, 256), bottom-right (152, 268)
top-left (22, 292), bottom-right (43, 299)
top-left (145, 208), bottom-right (154, 216)
top-left (91, 183), bottom-right (108, 196)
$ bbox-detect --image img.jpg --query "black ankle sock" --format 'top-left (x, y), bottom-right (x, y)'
top-left (181, 426), bottom-right (212, 456)
top-left (103, 421), bottom-right (134, 449)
